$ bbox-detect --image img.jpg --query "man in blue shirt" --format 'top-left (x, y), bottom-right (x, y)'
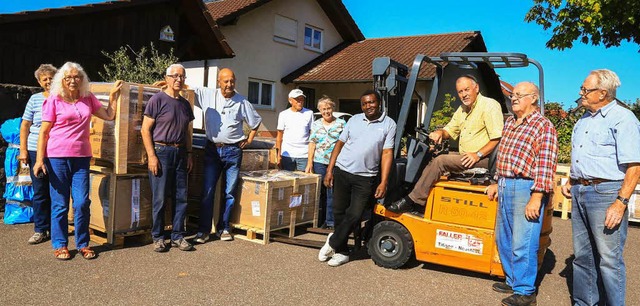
top-left (318, 90), bottom-right (396, 267)
top-left (561, 69), bottom-right (640, 306)
top-left (192, 68), bottom-right (262, 243)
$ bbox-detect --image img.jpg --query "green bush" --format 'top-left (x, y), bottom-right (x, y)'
top-left (99, 43), bottom-right (178, 84)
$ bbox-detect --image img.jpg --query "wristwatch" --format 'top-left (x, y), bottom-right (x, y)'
top-left (476, 151), bottom-right (484, 158)
top-left (616, 195), bottom-right (629, 205)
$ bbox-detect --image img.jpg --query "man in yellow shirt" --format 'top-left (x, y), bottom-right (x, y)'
top-left (388, 75), bottom-right (503, 213)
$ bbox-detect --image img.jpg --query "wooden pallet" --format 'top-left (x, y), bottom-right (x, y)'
top-left (230, 215), bottom-right (314, 245)
top-left (69, 225), bottom-right (152, 249)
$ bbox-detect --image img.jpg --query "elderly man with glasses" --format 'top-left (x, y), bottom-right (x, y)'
top-left (486, 82), bottom-right (558, 306)
top-left (141, 64), bottom-right (195, 252)
top-left (561, 69), bottom-right (640, 306)
top-left (388, 75), bottom-right (504, 214)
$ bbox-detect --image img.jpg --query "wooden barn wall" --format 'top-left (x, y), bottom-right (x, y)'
top-left (0, 3), bottom-right (192, 86)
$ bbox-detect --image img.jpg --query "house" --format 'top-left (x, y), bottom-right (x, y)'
top-left (183, 0), bottom-right (364, 134)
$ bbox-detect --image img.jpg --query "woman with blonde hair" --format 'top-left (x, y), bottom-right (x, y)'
top-left (305, 95), bottom-right (346, 229)
top-left (33, 62), bottom-right (122, 260)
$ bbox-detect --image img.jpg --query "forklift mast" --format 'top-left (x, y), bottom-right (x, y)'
top-left (375, 52), bottom-right (545, 159)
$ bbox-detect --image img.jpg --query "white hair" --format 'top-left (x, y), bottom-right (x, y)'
top-left (166, 64), bottom-right (186, 76)
top-left (590, 69), bottom-right (621, 100)
top-left (49, 62), bottom-right (91, 99)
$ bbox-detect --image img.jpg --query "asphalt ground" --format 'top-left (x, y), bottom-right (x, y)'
top-left (1, 213), bottom-right (639, 306)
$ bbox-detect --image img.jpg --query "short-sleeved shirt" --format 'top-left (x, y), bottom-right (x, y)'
top-left (570, 101), bottom-right (640, 180)
top-left (41, 93), bottom-right (102, 157)
top-left (309, 117), bottom-right (346, 165)
top-left (194, 87), bottom-right (262, 144)
top-left (336, 113), bottom-right (396, 176)
top-left (143, 91), bottom-right (195, 144)
top-left (443, 93), bottom-right (503, 153)
top-left (277, 107), bottom-right (313, 158)
top-left (22, 92), bottom-right (45, 151)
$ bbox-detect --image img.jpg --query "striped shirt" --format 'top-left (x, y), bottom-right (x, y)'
top-left (21, 92), bottom-right (45, 151)
top-left (496, 110), bottom-right (558, 193)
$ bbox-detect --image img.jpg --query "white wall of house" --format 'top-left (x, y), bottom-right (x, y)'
top-left (182, 0), bottom-right (344, 132)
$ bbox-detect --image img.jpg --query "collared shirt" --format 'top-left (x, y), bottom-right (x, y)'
top-left (336, 112), bottom-right (396, 176)
top-left (496, 110), bottom-right (558, 193)
top-left (309, 117), bottom-right (346, 164)
top-left (194, 87), bottom-right (262, 144)
top-left (22, 92), bottom-right (45, 151)
top-left (570, 100), bottom-right (640, 180)
top-left (443, 93), bottom-right (503, 153)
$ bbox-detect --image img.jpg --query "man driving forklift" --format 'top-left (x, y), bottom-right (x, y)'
top-left (387, 74), bottom-right (503, 213)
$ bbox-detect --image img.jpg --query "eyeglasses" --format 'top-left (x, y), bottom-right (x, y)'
top-left (166, 74), bottom-right (186, 80)
top-left (63, 75), bottom-right (83, 82)
top-left (509, 93), bottom-right (536, 101)
top-left (579, 87), bottom-right (599, 96)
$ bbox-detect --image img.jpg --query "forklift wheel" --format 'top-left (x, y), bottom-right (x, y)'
top-left (368, 221), bottom-right (414, 269)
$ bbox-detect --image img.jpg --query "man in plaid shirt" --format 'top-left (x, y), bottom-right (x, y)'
top-left (487, 81), bottom-right (558, 306)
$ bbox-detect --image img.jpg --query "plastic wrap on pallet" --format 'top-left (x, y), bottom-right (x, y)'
top-left (240, 169), bottom-right (308, 181)
top-left (1, 118), bottom-right (33, 202)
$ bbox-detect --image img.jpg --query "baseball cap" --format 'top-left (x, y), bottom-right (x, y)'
top-left (288, 89), bottom-right (306, 99)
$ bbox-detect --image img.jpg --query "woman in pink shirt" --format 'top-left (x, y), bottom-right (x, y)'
top-left (33, 62), bottom-right (121, 260)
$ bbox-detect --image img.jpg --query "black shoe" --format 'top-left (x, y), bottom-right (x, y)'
top-left (501, 293), bottom-right (537, 306)
top-left (492, 282), bottom-right (514, 294)
top-left (387, 197), bottom-right (416, 213)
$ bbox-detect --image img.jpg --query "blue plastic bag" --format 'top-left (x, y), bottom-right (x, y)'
top-left (1, 118), bottom-right (33, 202)
top-left (3, 201), bottom-right (33, 224)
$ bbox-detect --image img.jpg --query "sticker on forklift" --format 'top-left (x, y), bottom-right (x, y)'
top-left (435, 229), bottom-right (483, 256)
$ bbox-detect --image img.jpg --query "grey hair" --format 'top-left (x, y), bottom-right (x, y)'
top-left (34, 64), bottom-right (57, 80)
top-left (590, 69), bottom-right (620, 100)
top-left (166, 64), bottom-right (186, 76)
top-left (50, 62), bottom-right (91, 99)
top-left (317, 95), bottom-right (336, 109)
top-left (457, 74), bottom-right (478, 85)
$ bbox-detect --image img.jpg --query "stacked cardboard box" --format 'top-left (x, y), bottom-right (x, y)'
top-left (552, 164), bottom-right (571, 219)
top-left (231, 170), bottom-right (320, 244)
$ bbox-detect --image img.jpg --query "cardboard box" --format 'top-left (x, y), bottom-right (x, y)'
top-left (231, 170), bottom-right (320, 244)
top-left (552, 164), bottom-right (572, 219)
top-left (89, 82), bottom-right (195, 174)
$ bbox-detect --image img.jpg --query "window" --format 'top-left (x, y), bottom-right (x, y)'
top-left (274, 15), bottom-right (297, 45)
top-left (248, 79), bottom-right (274, 108)
top-left (304, 25), bottom-right (322, 51)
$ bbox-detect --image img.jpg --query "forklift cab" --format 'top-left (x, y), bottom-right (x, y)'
top-left (368, 52), bottom-right (552, 276)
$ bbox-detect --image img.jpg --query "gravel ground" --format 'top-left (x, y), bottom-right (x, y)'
top-left (1, 213), bottom-right (639, 306)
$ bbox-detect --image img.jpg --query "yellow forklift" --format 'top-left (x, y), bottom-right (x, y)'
top-left (368, 52), bottom-right (552, 276)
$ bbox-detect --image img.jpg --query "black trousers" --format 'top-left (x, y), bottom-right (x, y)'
top-left (329, 167), bottom-right (377, 254)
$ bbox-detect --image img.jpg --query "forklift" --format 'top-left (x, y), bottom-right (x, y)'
top-left (369, 52), bottom-right (553, 276)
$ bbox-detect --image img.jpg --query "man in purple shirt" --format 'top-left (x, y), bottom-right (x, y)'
top-left (142, 64), bottom-right (195, 252)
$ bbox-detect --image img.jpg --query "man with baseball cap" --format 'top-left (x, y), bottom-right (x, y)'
top-left (276, 89), bottom-right (314, 171)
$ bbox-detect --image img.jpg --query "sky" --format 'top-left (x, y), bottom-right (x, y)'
top-left (2, 0), bottom-right (639, 109)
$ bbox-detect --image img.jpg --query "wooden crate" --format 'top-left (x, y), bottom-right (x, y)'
top-left (230, 170), bottom-right (320, 244)
top-left (89, 82), bottom-right (194, 174)
top-left (552, 164), bottom-right (571, 219)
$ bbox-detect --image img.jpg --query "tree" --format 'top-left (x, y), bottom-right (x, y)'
top-left (429, 93), bottom-right (456, 131)
top-left (99, 43), bottom-right (178, 84)
top-left (525, 0), bottom-right (640, 50)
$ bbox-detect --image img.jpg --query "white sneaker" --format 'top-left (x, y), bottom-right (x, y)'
top-left (220, 230), bottom-right (234, 241)
top-left (318, 233), bottom-right (334, 262)
top-left (327, 253), bottom-right (349, 267)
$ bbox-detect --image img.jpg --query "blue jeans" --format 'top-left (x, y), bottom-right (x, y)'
top-left (46, 157), bottom-right (91, 249)
top-left (495, 177), bottom-right (545, 296)
top-left (281, 156), bottom-right (307, 171)
top-left (199, 141), bottom-right (242, 233)
top-left (28, 151), bottom-right (51, 233)
top-left (313, 162), bottom-right (334, 226)
top-left (149, 145), bottom-right (188, 241)
top-left (571, 180), bottom-right (627, 306)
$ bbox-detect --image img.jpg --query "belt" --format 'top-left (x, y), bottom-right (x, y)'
top-left (208, 140), bottom-right (240, 148)
top-left (154, 141), bottom-right (185, 148)
top-left (571, 178), bottom-right (612, 186)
